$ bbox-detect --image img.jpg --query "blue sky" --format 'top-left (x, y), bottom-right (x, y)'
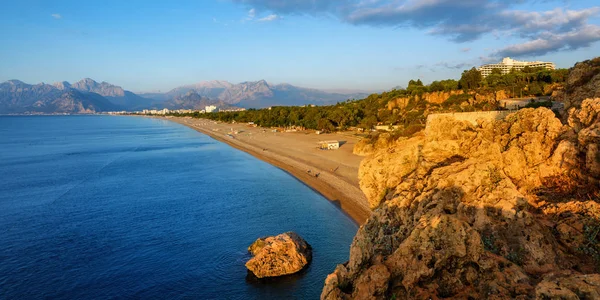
top-left (1, 0), bottom-right (599, 93)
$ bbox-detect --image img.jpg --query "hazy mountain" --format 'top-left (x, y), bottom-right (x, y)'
top-left (144, 80), bottom-right (369, 108)
top-left (69, 78), bottom-right (126, 97)
top-left (169, 80), bottom-right (234, 100)
top-left (1, 77), bottom-right (369, 113)
top-left (52, 81), bottom-right (72, 90)
top-left (42, 90), bottom-right (117, 113)
top-left (164, 91), bottom-right (214, 110)
top-left (0, 80), bottom-right (118, 114)
top-left (58, 78), bottom-right (152, 110)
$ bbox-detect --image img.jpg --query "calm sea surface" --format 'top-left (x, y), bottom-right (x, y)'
top-left (0, 116), bottom-right (357, 299)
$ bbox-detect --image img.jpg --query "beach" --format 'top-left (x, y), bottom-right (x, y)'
top-left (158, 116), bottom-right (371, 224)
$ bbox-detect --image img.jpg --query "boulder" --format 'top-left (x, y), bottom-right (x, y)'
top-left (245, 232), bottom-right (312, 278)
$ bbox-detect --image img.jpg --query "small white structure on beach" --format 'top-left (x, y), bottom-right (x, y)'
top-left (318, 140), bottom-right (340, 150)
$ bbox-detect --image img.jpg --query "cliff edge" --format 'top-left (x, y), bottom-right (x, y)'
top-left (322, 99), bottom-right (600, 299)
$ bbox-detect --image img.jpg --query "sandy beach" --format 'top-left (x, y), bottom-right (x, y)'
top-left (156, 116), bottom-right (371, 224)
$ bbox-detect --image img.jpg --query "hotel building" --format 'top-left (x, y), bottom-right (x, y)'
top-left (478, 57), bottom-right (555, 77)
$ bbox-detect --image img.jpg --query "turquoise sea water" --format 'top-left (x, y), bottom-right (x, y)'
top-left (0, 116), bottom-right (357, 299)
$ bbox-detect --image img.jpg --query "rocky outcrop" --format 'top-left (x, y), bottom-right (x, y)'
top-left (424, 90), bottom-right (465, 105)
top-left (387, 90), bottom-right (510, 111)
top-left (473, 89), bottom-right (507, 105)
top-left (564, 57), bottom-right (600, 110)
top-left (353, 133), bottom-right (410, 157)
top-left (246, 232), bottom-right (312, 278)
top-left (322, 99), bottom-right (600, 299)
top-left (387, 91), bottom-right (464, 110)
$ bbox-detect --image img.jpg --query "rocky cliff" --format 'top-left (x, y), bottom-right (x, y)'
top-left (564, 57), bottom-right (600, 111)
top-left (387, 90), bottom-right (509, 111)
top-left (322, 99), bottom-right (600, 299)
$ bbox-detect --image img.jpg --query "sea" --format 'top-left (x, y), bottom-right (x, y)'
top-left (0, 115), bottom-right (358, 299)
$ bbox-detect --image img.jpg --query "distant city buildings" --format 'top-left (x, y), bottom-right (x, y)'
top-left (219, 107), bottom-right (246, 112)
top-left (205, 105), bottom-right (218, 113)
top-left (142, 108), bottom-right (170, 115)
top-left (107, 106), bottom-right (245, 115)
top-left (478, 57), bottom-right (555, 77)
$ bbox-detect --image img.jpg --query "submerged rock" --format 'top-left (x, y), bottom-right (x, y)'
top-left (245, 232), bottom-right (312, 278)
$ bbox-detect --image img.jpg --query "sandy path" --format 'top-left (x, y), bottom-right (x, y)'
top-left (157, 116), bottom-right (371, 224)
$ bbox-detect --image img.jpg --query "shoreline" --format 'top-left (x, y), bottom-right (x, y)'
top-left (154, 116), bottom-right (371, 224)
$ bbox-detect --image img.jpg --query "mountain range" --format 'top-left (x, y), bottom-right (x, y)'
top-left (0, 80), bottom-right (120, 114)
top-left (140, 79), bottom-right (370, 108)
top-left (0, 78), bottom-right (370, 114)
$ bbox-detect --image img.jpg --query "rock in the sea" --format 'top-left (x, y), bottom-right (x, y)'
top-left (245, 232), bottom-right (312, 278)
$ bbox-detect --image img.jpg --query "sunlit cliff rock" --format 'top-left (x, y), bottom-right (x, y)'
top-left (322, 99), bottom-right (600, 299)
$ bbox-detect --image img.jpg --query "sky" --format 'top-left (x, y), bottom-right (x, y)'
top-left (1, 0), bottom-right (599, 93)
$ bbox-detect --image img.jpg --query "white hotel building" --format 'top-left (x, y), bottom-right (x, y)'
top-left (478, 57), bottom-right (555, 77)
top-left (205, 105), bottom-right (218, 113)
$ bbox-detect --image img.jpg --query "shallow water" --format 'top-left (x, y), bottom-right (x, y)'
top-left (0, 115), bottom-right (358, 299)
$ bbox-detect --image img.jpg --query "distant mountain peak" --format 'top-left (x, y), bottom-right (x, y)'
top-left (53, 81), bottom-right (72, 90)
top-left (71, 78), bottom-right (125, 97)
top-left (189, 80), bottom-right (233, 89)
top-left (184, 90), bottom-right (200, 97)
top-left (79, 78), bottom-right (97, 83)
top-left (6, 79), bottom-right (26, 85)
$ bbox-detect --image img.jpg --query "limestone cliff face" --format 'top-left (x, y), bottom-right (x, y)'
top-left (387, 91), bottom-right (463, 110)
top-left (564, 58), bottom-right (600, 110)
top-left (353, 134), bottom-right (409, 157)
top-left (472, 89), bottom-right (508, 105)
top-left (322, 99), bottom-right (600, 299)
top-left (387, 90), bottom-right (509, 111)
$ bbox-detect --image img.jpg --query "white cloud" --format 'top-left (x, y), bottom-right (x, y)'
top-left (51, 13), bottom-right (62, 19)
top-left (258, 14), bottom-right (280, 22)
top-left (248, 8), bottom-right (256, 18)
top-left (496, 24), bottom-right (600, 57)
top-left (233, 1), bottom-right (600, 57)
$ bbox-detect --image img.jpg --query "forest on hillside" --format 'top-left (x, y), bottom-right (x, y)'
top-left (170, 66), bottom-right (569, 134)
